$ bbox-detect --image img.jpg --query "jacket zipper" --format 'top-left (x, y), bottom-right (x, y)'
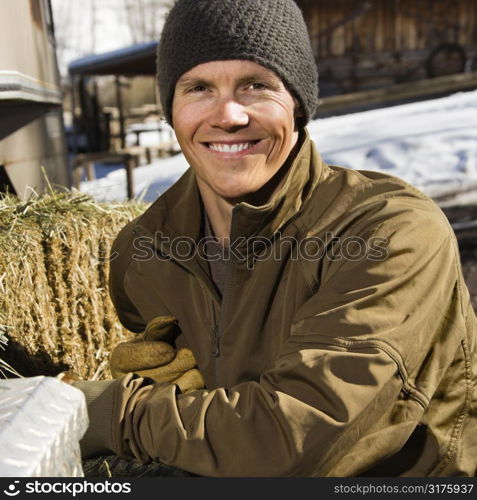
top-left (134, 223), bottom-right (223, 386)
top-left (212, 206), bottom-right (239, 388)
top-left (212, 324), bottom-right (220, 357)
top-left (208, 299), bottom-right (220, 387)
top-left (212, 324), bottom-right (220, 386)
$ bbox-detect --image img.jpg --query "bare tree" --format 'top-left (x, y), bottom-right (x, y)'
top-left (121, 0), bottom-right (173, 44)
top-left (51, 0), bottom-right (174, 76)
top-left (51, 0), bottom-right (82, 75)
top-left (51, 0), bottom-right (100, 76)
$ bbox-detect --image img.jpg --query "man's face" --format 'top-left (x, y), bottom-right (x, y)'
top-left (172, 60), bottom-right (300, 204)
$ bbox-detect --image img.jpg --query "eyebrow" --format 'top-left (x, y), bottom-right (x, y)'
top-left (176, 76), bottom-right (209, 90)
top-left (237, 72), bottom-right (282, 87)
top-left (176, 71), bottom-right (282, 90)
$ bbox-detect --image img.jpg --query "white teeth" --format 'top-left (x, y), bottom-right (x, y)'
top-left (208, 142), bottom-right (254, 153)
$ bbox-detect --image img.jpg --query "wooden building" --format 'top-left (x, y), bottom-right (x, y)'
top-left (296, 0), bottom-right (477, 97)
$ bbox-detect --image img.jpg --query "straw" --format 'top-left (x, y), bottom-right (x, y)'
top-left (0, 189), bottom-right (147, 379)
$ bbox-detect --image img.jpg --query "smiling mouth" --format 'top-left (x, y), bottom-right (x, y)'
top-left (205, 140), bottom-right (260, 153)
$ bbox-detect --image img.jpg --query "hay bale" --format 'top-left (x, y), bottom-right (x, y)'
top-left (0, 190), bottom-right (147, 380)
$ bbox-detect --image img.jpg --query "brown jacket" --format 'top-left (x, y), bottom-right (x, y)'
top-left (79, 132), bottom-right (477, 476)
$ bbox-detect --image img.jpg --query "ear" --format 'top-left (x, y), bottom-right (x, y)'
top-left (293, 97), bottom-right (304, 118)
top-left (293, 97), bottom-right (305, 130)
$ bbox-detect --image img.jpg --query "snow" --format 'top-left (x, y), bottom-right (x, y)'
top-left (309, 90), bottom-right (477, 200)
top-left (79, 89), bottom-right (477, 204)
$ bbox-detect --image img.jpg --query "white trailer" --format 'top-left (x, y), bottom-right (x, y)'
top-left (0, 0), bottom-right (70, 199)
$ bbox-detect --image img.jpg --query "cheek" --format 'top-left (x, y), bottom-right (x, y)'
top-left (172, 118), bottom-right (191, 142)
top-left (260, 103), bottom-right (296, 138)
top-left (172, 103), bottom-right (200, 139)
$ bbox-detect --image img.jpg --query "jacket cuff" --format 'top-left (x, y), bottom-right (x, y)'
top-left (73, 379), bottom-right (118, 459)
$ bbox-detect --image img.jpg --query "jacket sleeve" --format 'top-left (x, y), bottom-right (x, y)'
top-left (102, 205), bottom-right (466, 476)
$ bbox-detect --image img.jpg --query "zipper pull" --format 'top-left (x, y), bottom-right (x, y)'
top-left (212, 325), bottom-right (220, 357)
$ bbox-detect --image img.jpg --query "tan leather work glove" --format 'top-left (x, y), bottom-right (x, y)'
top-left (57, 370), bottom-right (82, 385)
top-left (110, 316), bottom-right (205, 393)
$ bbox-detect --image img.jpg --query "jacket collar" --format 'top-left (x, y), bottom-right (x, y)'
top-left (134, 129), bottom-right (324, 245)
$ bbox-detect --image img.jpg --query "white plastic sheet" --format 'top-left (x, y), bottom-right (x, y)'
top-left (0, 376), bottom-right (88, 477)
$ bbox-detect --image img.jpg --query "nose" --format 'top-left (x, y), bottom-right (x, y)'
top-left (209, 97), bottom-right (249, 131)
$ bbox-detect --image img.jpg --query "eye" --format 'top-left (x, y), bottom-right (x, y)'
top-left (187, 85), bottom-right (207, 93)
top-left (247, 82), bottom-right (267, 90)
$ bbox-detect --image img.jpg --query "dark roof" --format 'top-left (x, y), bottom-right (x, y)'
top-left (68, 42), bottom-right (158, 76)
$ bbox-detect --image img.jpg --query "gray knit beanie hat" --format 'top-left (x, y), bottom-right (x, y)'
top-left (157, 0), bottom-right (318, 127)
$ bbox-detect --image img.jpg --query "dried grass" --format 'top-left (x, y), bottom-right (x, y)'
top-left (0, 189), bottom-right (147, 380)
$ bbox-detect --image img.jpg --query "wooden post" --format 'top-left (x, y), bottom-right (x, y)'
top-left (72, 164), bottom-right (82, 189)
top-left (85, 161), bottom-right (95, 181)
top-left (115, 76), bottom-right (126, 150)
top-left (145, 147), bottom-right (151, 164)
top-left (168, 128), bottom-right (174, 155)
top-left (125, 154), bottom-right (134, 200)
top-left (70, 75), bottom-right (78, 156)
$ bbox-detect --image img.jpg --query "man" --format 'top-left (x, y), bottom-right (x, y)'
top-left (73, 0), bottom-right (477, 476)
